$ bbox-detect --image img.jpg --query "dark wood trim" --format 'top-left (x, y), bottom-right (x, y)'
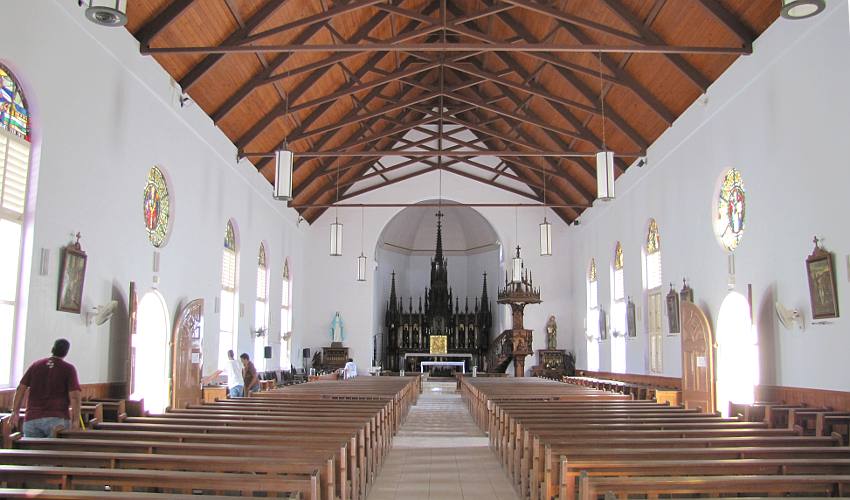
top-left (135, 0), bottom-right (195, 47)
top-left (0, 382), bottom-right (127, 411)
top-left (756, 385), bottom-right (850, 413)
top-left (576, 370), bottom-right (682, 390)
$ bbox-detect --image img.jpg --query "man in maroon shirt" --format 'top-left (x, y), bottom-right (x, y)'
top-left (10, 338), bottom-right (82, 437)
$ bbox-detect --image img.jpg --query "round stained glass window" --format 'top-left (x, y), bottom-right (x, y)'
top-left (713, 168), bottom-right (746, 252)
top-left (143, 166), bottom-right (170, 247)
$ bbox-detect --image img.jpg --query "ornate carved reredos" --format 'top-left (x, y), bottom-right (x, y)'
top-left (382, 212), bottom-right (493, 372)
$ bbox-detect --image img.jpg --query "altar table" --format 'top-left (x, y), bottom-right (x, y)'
top-left (420, 361), bottom-right (466, 374)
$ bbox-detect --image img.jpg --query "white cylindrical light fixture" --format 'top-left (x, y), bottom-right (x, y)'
top-left (356, 253), bottom-right (367, 282)
top-left (330, 218), bottom-right (343, 256)
top-left (539, 217), bottom-right (552, 256)
top-left (780, 0), bottom-right (825, 19)
top-left (596, 151), bottom-right (615, 201)
top-left (273, 149), bottom-right (294, 200)
top-left (511, 246), bottom-right (523, 283)
top-left (85, 0), bottom-right (128, 27)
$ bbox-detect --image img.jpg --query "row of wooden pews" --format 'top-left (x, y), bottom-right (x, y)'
top-left (459, 376), bottom-right (850, 499)
top-left (0, 376), bottom-right (420, 499)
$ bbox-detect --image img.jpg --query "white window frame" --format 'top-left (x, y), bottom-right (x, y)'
top-left (219, 222), bottom-right (238, 370)
top-left (254, 244), bottom-right (269, 368)
top-left (611, 247), bottom-right (626, 373)
top-left (585, 259), bottom-right (599, 371)
top-left (280, 260), bottom-right (292, 370)
top-left (0, 128), bottom-right (31, 387)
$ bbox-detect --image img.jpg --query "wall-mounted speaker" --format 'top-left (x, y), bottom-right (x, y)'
top-left (302, 348), bottom-right (311, 358)
top-left (264, 346), bottom-right (272, 359)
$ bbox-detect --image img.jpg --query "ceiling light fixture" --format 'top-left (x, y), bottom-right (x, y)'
top-left (539, 169), bottom-right (552, 256)
top-left (596, 52), bottom-right (615, 202)
top-left (356, 206), bottom-right (367, 282)
top-left (83, 0), bottom-right (128, 27)
top-left (330, 158), bottom-right (343, 256)
top-left (780, 0), bottom-right (825, 19)
top-left (273, 93), bottom-right (293, 201)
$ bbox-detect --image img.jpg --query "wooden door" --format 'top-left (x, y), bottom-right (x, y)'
top-left (170, 299), bottom-right (204, 409)
top-left (126, 281), bottom-right (137, 399)
top-left (680, 301), bottom-right (715, 413)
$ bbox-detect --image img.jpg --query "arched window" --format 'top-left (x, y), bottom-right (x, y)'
top-left (280, 259), bottom-right (292, 369)
top-left (586, 258), bottom-right (600, 371)
top-left (219, 220), bottom-right (238, 370)
top-left (0, 64), bottom-right (32, 387)
top-left (253, 243), bottom-right (269, 367)
top-left (716, 291), bottom-right (758, 416)
top-left (644, 219), bottom-right (664, 373)
top-left (611, 242), bottom-right (626, 373)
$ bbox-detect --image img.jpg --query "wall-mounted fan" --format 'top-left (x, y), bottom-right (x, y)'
top-left (87, 300), bottom-right (118, 326)
top-left (775, 301), bottom-right (804, 331)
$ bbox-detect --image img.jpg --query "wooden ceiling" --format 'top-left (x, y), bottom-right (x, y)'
top-left (126, 0), bottom-right (778, 224)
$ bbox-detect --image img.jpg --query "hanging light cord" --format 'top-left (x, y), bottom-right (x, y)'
top-left (360, 206), bottom-right (365, 254)
top-left (335, 157), bottom-right (340, 221)
top-left (598, 52), bottom-right (607, 151)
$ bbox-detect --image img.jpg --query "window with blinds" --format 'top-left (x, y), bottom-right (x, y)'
top-left (0, 133), bottom-right (30, 220)
top-left (646, 251), bottom-right (662, 290)
top-left (613, 268), bottom-right (624, 301)
top-left (221, 250), bottom-right (236, 291)
top-left (219, 221), bottom-right (238, 370)
top-left (280, 260), bottom-right (292, 370)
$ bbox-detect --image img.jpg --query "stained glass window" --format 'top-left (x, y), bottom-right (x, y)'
top-left (589, 258), bottom-right (597, 282)
top-left (0, 65), bottom-right (29, 141)
top-left (258, 243), bottom-right (267, 268)
top-left (224, 220), bottom-right (236, 252)
top-left (142, 166), bottom-right (170, 248)
top-left (614, 242), bottom-right (624, 270)
top-left (714, 168), bottom-right (746, 252)
top-left (646, 218), bottom-right (660, 254)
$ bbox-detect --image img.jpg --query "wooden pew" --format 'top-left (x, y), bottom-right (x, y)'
top-left (578, 472), bottom-right (850, 500)
top-left (0, 464), bottom-right (315, 498)
top-left (0, 489), bottom-right (235, 499)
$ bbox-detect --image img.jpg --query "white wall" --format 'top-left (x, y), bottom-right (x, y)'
top-left (2, 0), bottom-right (307, 386)
top-left (303, 171), bottom-right (574, 374)
top-left (567, 2), bottom-right (850, 390)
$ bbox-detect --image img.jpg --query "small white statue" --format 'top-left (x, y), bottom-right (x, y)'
top-left (330, 312), bottom-right (344, 343)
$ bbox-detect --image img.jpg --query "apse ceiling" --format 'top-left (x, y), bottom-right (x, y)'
top-left (125, 0), bottom-right (778, 224)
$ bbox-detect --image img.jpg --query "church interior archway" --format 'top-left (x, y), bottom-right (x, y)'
top-left (372, 201), bottom-right (503, 372)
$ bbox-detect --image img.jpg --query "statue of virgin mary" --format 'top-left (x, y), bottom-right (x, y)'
top-left (330, 312), bottom-right (344, 343)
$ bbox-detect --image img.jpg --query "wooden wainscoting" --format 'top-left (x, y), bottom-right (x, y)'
top-left (756, 385), bottom-right (850, 413)
top-left (576, 370), bottom-right (682, 390)
top-left (0, 382), bottom-right (127, 410)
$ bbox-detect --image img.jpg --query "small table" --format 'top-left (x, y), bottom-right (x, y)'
top-left (420, 361), bottom-right (466, 374)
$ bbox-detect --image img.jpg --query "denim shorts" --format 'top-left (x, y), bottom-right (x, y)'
top-left (23, 417), bottom-right (71, 437)
top-left (229, 385), bottom-right (243, 398)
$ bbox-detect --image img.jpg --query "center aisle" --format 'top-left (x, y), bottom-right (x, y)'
top-left (368, 380), bottom-right (520, 500)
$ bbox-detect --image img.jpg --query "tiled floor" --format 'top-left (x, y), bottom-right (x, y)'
top-left (367, 381), bottom-right (520, 500)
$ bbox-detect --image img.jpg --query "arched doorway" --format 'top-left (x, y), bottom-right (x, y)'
top-left (132, 290), bottom-right (170, 413)
top-left (716, 291), bottom-right (759, 417)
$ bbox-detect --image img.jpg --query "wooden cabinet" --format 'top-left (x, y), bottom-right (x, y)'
top-left (202, 385), bottom-right (227, 403)
top-left (322, 346), bottom-right (349, 371)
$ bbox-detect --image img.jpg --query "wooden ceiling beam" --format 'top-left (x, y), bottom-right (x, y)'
top-left (236, 61), bottom-right (438, 149)
top-left (179, 0), bottom-right (286, 92)
top-left (445, 62), bottom-right (600, 116)
top-left (144, 42), bottom-right (750, 56)
top-left (695, 0), bottom-right (756, 44)
top-left (600, 0), bottom-right (710, 92)
top-left (240, 0), bottom-right (389, 46)
top-left (500, 0), bottom-right (647, 45)
top-left (441, 91), bottom-right (592, 145)
top-left (457, 85), bottom-right (596, 203)
top-left (136, 0), bottom-right (195, 47)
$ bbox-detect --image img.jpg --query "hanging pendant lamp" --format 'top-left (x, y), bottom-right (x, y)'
top-left (596, 52), bottom-right (615, 202)
top-left (330, 158), bottom-right (343, 256)
top-left (356, 207), bottom-right (367, 282)
top-left (273, 94), bottom-right (293, 201)
top-left (539, 169), bottom-right (552, 256)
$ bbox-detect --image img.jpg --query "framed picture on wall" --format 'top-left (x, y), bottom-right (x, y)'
top-left (666, 284), bottom-right (680, 335)
top-left (806, 238), bottom-right (839, 319)
top-left (57, 234), bottom-right (87, 314)
top-left (626, 298), bottom-right (637, 337)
